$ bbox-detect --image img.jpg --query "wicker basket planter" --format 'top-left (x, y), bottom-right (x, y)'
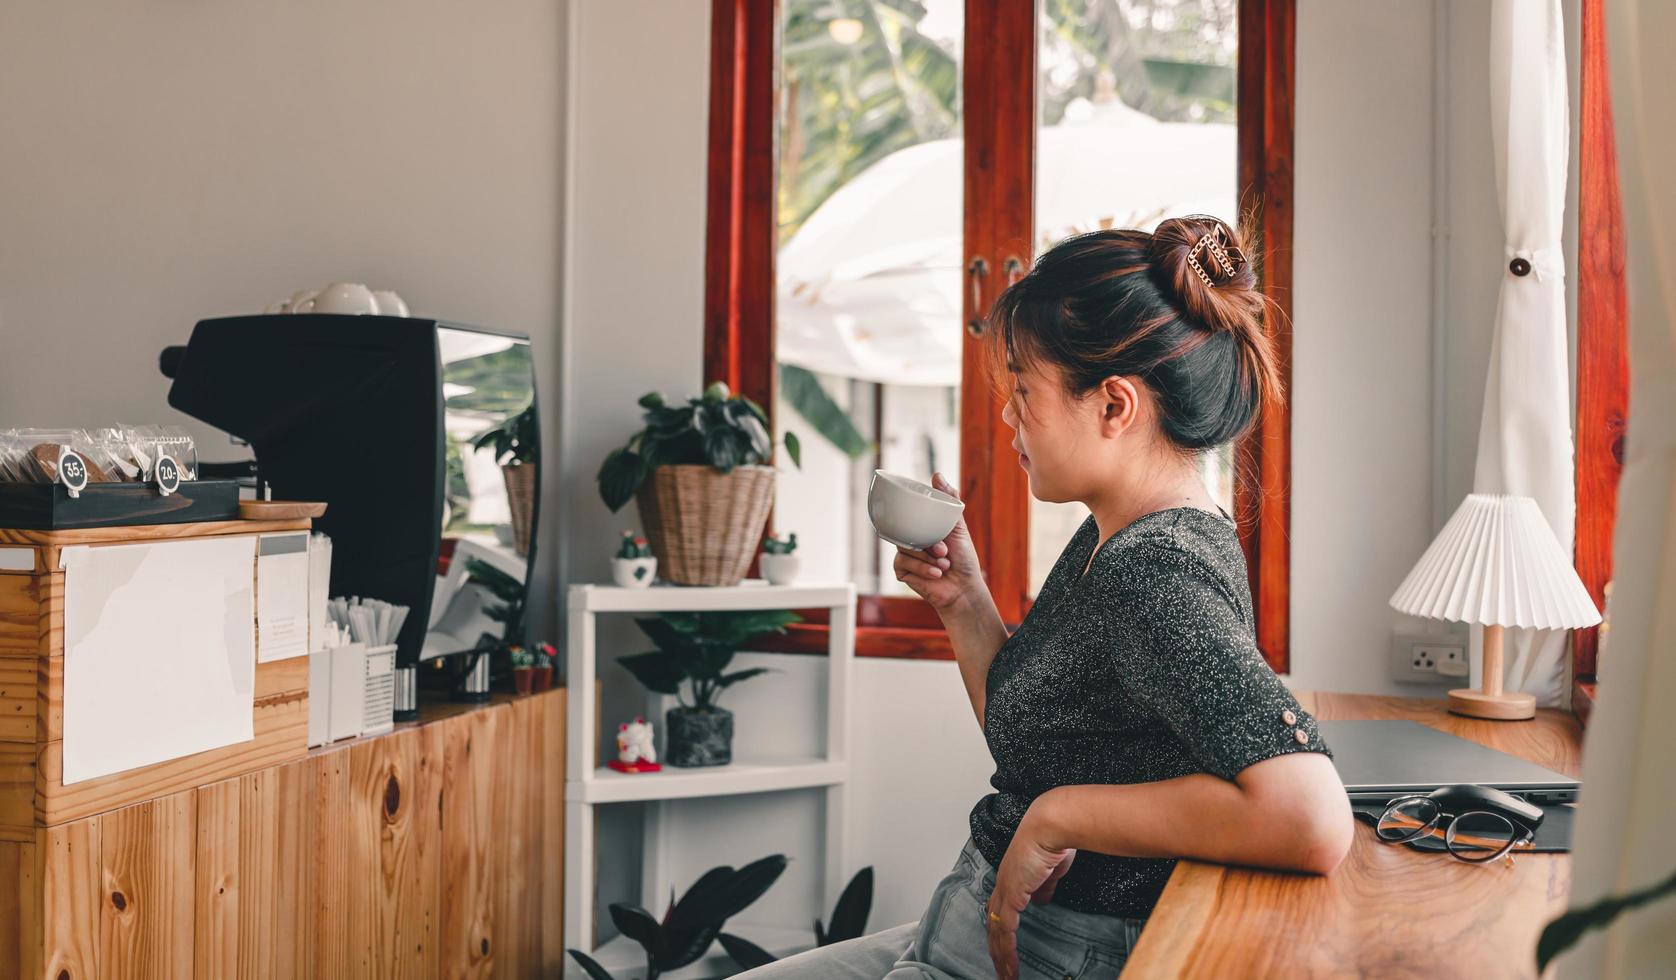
top-left (636, 464), bottom-right (775, 586)
top-left (501, 461), bottom-right (535, 557)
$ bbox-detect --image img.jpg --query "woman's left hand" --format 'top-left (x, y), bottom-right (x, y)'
top-left (986, 806), bottom-right (1077, 980)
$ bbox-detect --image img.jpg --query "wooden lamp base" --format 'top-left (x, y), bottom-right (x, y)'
top-left (1445, 624), bottom-right (1538, 721)
top-left (1447, 687), bottom-right (1537, 720)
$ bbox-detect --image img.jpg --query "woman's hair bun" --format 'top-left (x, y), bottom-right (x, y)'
top-left (1147, 215), bottom-right (1264, 337)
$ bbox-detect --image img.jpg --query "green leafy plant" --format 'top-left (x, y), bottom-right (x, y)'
top-left (566, 854), bottom-right (789, 980)
top-left (617, 610), bottom-right (802, 711)
top-left (1537, 864), bottom-right (1676, 971)
top-left (471, 401), bottom-right (538, 466)
top-left (615, 530), bottom-right (653, 559)
top-left (780, 364), bottom-right (872, 459)
top-left (463, 557), bottom-right (526, 650)
top-left (508, 645), bottom-right (534, 669)
top-left (763, 532), bottom-right (799, 556)
top-left (597, 381), bottom-right (802, 513)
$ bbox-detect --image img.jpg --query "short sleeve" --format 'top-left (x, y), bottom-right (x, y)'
top-left (1102, 541), bottom-right (1333, 781)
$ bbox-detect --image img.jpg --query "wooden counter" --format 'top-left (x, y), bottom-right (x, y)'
top-left (1123, 691), bottom-right (1581, 979)
top-left (0, 686), bottom-right (566, 980)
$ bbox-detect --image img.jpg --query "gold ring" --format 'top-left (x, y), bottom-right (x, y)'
top-left (988, 911), bottom-right (1001, 923)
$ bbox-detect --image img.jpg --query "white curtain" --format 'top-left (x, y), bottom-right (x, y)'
top-left (1470, 0), bottom-right (1575, 706)
top-left (1557, 0), bottom-right (1676, 973)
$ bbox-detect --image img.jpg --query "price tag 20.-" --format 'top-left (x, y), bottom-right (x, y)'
top-left (155, 454), bottom-right (182, 497)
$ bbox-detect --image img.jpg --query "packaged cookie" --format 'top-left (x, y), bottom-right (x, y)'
top-left (88, 427), bottom-right (143, 482)
top-left (17, 429), bottom-right (114, 484)
top-left (156, 425), bottom-right (197, 481)
top-left (0, 431), bottom-right (27, 482)
top-left (117, 423), bottom-right (162, 480)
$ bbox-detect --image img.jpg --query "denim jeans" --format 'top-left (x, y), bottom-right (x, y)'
top-left (733, 837), bottom-right (1146, 979)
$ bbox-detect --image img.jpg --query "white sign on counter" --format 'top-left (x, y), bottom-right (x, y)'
top-left (256, 532), bottom-right (310, 663)
top-left (60, 535), bottom-right (257, 784)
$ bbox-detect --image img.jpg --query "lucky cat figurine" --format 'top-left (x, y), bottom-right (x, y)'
top-left (608, 715), bottom-right (662, 773)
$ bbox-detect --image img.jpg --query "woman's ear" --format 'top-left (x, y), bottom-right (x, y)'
top-left (1097, 375), bottom-right (1142, 438)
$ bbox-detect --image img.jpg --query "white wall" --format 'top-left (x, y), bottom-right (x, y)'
top-left (558, 0), bottom-right (716, 941)
top-left (0, 0), bottom-right (567, 628)
top-left (1284, 0), bottom-right (1438, 697)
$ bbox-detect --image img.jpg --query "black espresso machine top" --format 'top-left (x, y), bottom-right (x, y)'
top-left (160, 314), bottom-right (538, 667)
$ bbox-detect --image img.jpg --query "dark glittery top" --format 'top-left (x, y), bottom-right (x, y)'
top-left (968, 506), bottom-right (1334, 919)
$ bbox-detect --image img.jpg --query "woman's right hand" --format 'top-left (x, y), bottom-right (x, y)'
top-left (892, 472), bottom-right (985, 613)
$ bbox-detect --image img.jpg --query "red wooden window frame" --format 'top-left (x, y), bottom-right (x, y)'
top-left (704, 0), bottom-right (1296, 671)
top-left (1572, 0), bottom-right (1628, 728)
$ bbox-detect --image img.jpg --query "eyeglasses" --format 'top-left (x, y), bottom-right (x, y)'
top-left (1375, 795), bottom-right (1538, 865)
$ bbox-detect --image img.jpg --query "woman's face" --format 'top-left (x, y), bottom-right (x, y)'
top-left (1000, 358), bottom-right (1110, 503)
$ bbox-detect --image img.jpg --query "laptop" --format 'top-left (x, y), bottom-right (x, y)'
top-left (1317, 719), bottom-right (1581, 805)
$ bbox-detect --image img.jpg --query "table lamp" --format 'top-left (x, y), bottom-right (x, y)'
top-left (1389, 493), bottom-right (1602, 720)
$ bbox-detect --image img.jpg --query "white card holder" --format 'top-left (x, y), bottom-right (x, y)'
top-left (361, 645), bottom-right (396, 737)
top-left (309, 642), bottom-right (399, 746)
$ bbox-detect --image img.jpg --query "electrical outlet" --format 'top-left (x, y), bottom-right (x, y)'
top-left (1435, 643), bottom-right (1469, 678)
top-left (1391, 635), bottom-right (1464, 685)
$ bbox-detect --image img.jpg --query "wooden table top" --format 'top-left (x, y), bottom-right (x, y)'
top-left (1121, 691), bottom-right (1581, 979)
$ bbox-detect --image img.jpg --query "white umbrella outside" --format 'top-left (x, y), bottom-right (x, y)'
top-left (777, 103), bottom-right (1236, 387)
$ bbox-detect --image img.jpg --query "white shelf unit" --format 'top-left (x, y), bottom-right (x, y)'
top-left (564, 581), bottom-right (857, 979)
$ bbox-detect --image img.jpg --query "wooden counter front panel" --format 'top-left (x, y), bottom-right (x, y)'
top-left (0, 569), bottom-right (311, 830)
top-left (0, 688), bottom-right (566, 980)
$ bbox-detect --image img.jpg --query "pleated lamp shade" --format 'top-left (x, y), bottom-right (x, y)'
top-left (1389, 493), bottom-right (1602, 630)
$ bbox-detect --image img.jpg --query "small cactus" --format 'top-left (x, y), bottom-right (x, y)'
top-left (616, 530), bottom-right (653, 560)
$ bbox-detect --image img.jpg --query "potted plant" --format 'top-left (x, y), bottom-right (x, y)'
top-left (612, 529), bottom-right (657, 588)
top-left (464, 557), bottom-right (526, 652)
top-left (509, 645), bottom-right (534, 695)
top-left (720, 866), bottom-right (875, 970)
top-left (617, 609), bottom-right (801, 767)
top-left (472, 401), bottom-right (537, 557)
top-left (532, 641), bottom-right (556, 692)
top-left (567, 854), bottom-right (787, 980)
top-left (597, 381), bottom-right (801, 586)
top-left (759, 532), bottom-right (800, 585)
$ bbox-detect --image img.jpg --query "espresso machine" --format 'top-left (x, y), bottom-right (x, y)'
top-left (160, 314), bottom-right (540, 710)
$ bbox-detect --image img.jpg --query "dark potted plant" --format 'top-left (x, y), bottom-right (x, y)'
top-left (566, 854), bottom-right (788, 980)
top-left (472, 401), bottom-right (537, 557)
top-left (618, 609), bottom-right (801, 767)
top-left (721, 866), bottom-right (875, 970)
top-left (597, 381), bottom-right (801, 586)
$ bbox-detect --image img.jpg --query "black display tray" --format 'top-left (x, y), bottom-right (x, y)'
top-left (0, 479), bottom-right (241, 530)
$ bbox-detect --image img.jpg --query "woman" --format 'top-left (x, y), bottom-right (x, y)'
top-left (740, 216), bottom-right (1352, 980)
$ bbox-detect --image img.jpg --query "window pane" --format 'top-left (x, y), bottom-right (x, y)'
top-left (1028, 0), bottom-right (1240, 596)
top-left (773, 0), bottom-right (964, 596)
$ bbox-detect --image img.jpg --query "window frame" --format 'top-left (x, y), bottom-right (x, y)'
top-left (703, 0), bottom-right (1297, 671)
top-left (1572, 0), bottom-right (1628, 727)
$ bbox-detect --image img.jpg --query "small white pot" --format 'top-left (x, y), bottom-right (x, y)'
top-left (612, 556), bottom-right (657, 588)
top-left (759, 552), bottom-right (800, 586)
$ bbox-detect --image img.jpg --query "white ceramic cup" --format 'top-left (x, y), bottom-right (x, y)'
top-left (866, 469), bottom-right (964, 550)
top-left (312, 282), bottom-right (379, 315)
top-left (371, 290), bottom-right (410, 317)
top-left (285, 288), bottom-right (318, 314)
